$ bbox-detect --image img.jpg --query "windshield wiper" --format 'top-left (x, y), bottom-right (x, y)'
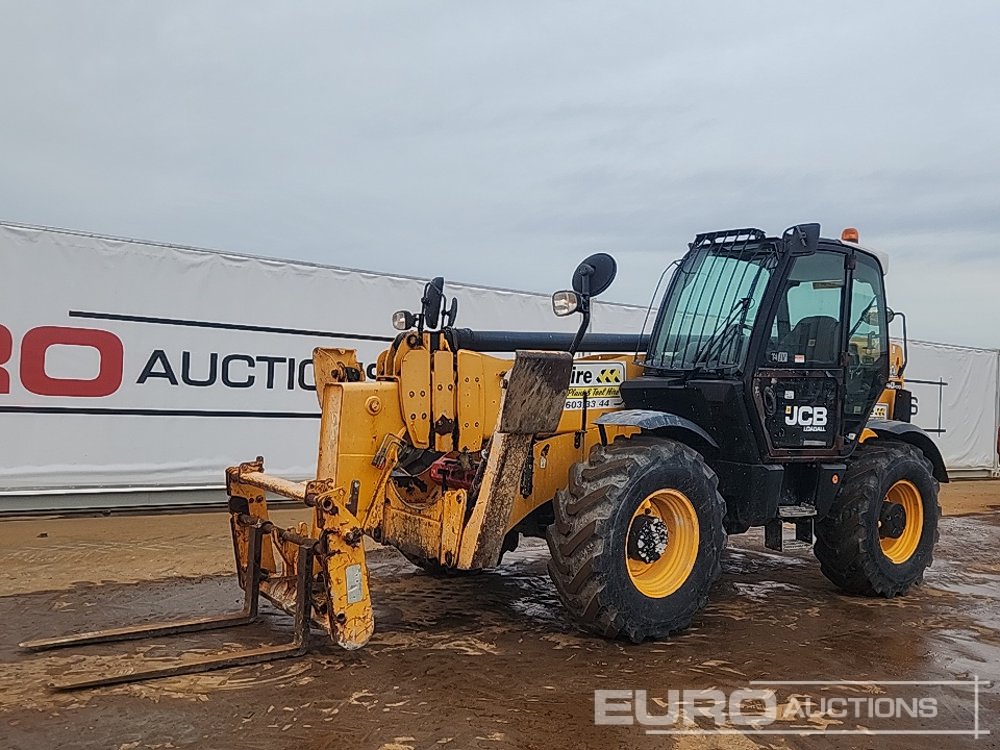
top-left (689, 296), bottom-right (752, 372)
top-left (848, 295), bottom-right (878, 338)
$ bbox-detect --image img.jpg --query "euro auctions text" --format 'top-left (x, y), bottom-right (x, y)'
top-left (595, 679), bottom-right (990, 738)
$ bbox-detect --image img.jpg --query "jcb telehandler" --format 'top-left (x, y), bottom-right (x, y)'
top-left (25, 223), bottom-right (947, 689)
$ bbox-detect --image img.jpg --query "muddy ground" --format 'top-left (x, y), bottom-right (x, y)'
top-left (0, 483), bottom-right (997, 749)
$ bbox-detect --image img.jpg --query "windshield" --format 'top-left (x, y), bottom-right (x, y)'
top-left (647, 242), bottom-right (778, 372)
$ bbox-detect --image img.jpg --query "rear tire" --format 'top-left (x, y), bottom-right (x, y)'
top-left (814, 441), bottom-right (940, 597)
top-left (546, 436), bottom-right (726, 642)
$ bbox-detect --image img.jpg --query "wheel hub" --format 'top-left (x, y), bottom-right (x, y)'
top-left (878, 501), bottom-right (907, 539)
top-left (627, 512), bottom-right (669, 564)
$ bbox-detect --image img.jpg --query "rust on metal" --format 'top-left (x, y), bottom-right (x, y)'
top-left (236, 471), bottom-right (307, 501)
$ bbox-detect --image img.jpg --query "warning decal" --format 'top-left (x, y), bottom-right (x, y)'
top-left (564, 361), bottom-right (626, 411)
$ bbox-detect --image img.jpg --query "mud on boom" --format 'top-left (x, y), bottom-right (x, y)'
top-left (25, 223), bottom-right (948, 689)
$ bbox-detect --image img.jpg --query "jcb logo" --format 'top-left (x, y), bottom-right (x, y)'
top-left (785, 405), bottom-right (828, 427)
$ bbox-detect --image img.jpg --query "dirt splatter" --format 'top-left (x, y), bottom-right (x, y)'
top-left (0, 489), bottom-right (997, 749)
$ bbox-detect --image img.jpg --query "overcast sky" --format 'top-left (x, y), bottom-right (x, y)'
top-left (1, 2), bottom-right (997, 347)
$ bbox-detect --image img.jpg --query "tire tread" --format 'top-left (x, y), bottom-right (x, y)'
top-left (814, 441), bottom-right (940, 597)
top-left (546, 435), bottom-right (726, 641)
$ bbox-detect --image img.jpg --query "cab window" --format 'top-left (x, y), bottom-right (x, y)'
top-left (766, 251), bottom-right (846, 366)
top-left (844, 253), bottom-right (889, 433)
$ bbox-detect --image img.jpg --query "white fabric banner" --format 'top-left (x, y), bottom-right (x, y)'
top-left (904, 340), bottom-right (999, 474)
top-left (0, 223), bottom-right (647, 492)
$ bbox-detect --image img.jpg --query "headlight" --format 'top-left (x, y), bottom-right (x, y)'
top-left (392, 310), bottom-right (415, 331)
top-left (551, 290), bottom-right (581, 317)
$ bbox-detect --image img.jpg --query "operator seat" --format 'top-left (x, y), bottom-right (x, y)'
top-left (779, 315), bottom-right (840, 363)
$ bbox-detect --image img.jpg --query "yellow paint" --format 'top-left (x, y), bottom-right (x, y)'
top-left (439, 488), bottom-right (466, 565)
top-left (508, 424), bottom-right (638, 530)
top-left (224, 319), bottom-right (929, 654)
top-left (456, 350), bottom-right (507, 451)
top-left (879, 479), bottom-right (924, 564)
top-left (220, 335), bottom-right (684, 644)
top-left (311, 485), bottom-right (373, 649)
top-left (626, 489), bottom-right (700, 599)
top-left (399, 347), bottom-right (432, 448)
top-left (225, 457), bottom-right (277, 576)
top-left (431, 349), bottom-right (456, 452)
top-left (872, 341), bottom-right (907, 420)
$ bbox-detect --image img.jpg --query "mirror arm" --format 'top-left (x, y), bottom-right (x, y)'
top-left (569, 266), bottom-right (594, 355)
top-left (569, 301), bottom-right (591, 355)
top-left (895, 311), bottom-right (908, 378)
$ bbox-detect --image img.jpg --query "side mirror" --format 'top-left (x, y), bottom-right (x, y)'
top-left (394, 276), bottom-right (459, 332)
top-left (561, 252), bottom-right (618, 354)
top-left (552, 290), bottom-right (582, 317)
top-left (392, 310), bottom-right (416, 331)
top-left (863, 307), bottom-right (882, 326)
top-left (443, 296), bottom-right (459, 327)
top-left (888, 308), bottom-right (908, 377)
top-left (572, 253), bottom-right (617, 298)
top-left (421, 277), bottom-right (445, 329)
top-left (783, 223), bottom-right (821, 255)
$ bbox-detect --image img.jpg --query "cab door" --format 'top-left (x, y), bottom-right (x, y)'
top-left (752, 248), bottom-right (848, 457)
top-left (842, 252), bottom-right (890, 440)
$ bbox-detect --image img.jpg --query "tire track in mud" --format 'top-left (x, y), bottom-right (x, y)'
top-left (0, 516), bottom-right (997, 749)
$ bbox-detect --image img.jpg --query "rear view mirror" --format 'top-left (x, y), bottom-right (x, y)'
top-left (421, 277), bottom-right (445, 329)
top-left (783, 223), bottom-right (821, 255)
top-left (552, 290), bottom-right (582, 317)
top-left (392, 310), bottom-right (416, 331)
top-left (572, 253), bottom-right (617, 298)
top-left (560, 252), bottom-right (619, 355)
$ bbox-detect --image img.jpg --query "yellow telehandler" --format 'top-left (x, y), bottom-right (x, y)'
top-left (24, 223), bottom-right (947, 689)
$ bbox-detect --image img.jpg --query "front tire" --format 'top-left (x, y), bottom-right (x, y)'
top-left (814, 441), bottom-right (940, 597)
top-left (546, 436), bottom-right (726, 642)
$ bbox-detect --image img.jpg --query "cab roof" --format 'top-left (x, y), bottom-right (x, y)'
top-left (835, 239), bottom-right (890, 275)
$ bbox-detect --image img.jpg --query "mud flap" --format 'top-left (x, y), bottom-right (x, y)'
top-left (457, 350), bottom-right (573, 569)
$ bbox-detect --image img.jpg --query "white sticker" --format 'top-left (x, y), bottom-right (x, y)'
top-left (871, 402), bottom-right (889, 420)
top-left (794, 354), bottom-right (806, 364)
top-left (346, 564), bottom-right (364, 604)
top-left (564, 361), bottom-right (626, 411)
top-left (784, 390), bottom-right (795, 399)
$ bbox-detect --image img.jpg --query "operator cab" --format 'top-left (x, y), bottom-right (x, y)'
top-left (623, 224), bottom-right (895, 526)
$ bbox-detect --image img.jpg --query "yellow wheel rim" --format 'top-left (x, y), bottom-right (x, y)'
top-left (879, 480), bottom-right (924, 564)
top-left (625, 489), bottom-right (700, 599)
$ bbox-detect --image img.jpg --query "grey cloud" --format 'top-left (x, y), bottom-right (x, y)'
top-left (0, 1), bottom-right (997, 346)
